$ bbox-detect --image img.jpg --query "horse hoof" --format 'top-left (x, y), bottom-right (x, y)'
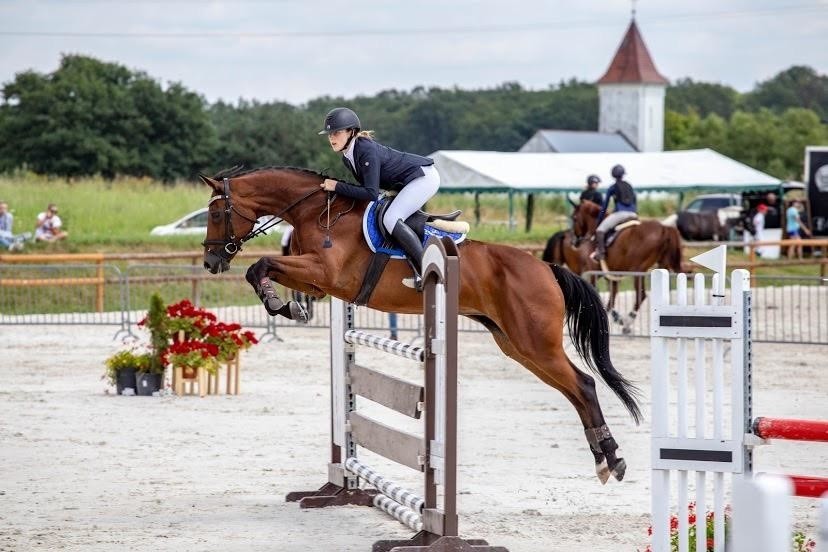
top-left (596, 459), bottom-right (610, 485)
top-left (611, 458), bottom-right (627, 482)
top-left (288, 301), bottom-right (309, 324)
top-left (264, 296), bottom-right (285, 316)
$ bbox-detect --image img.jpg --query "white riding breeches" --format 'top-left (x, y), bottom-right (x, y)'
top-left (280, 225), bottom-right (293, 248)
top-left (597, 211), bottom-right (637, 234)
top-left (382, 165), bottom-right (441, 234)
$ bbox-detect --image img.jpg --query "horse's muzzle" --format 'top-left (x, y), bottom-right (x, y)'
top-left (204, 250), bottom-right (230, 274)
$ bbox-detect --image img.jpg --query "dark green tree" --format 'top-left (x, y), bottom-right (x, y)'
top-left (666, 78), bottom-right (740, 118)
top-left (0, 54), bottom-right (215, 180)
top-left (742, 66), bottom-right (828, 119)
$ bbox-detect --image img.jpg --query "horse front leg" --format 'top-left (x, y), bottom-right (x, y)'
top-left (245, 256), bottom-right (324, 322)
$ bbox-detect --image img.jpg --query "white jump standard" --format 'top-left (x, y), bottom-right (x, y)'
top-left (650, 246), bottom-right (828, 552)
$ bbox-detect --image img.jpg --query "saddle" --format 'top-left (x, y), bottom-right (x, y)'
top-left (363, 195), bottom-right (469, 258)
top-left (353, 195), bottom-right (469, 304)
top-left (604, 218), bottom-right (640, 248)
top-left (374, 195), bottom-right (468, 243)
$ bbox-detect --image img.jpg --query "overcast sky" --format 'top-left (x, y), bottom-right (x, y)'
top-left (1, 0), bottom-right (826, 106)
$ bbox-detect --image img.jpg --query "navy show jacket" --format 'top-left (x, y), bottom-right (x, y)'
top-left (335, 137), bottom-right (434, 202)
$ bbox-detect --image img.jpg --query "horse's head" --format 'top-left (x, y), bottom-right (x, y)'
top-left (571, 200), bottom-right (600, 242)
top-left (200, 166), bottom-right (328, 274)
top-left (199, 173), bottom-right (261, 274)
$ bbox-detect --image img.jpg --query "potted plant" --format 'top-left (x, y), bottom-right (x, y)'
top-left (104, 348), bottom-right (151, 395)
top-left (134, 353), bottom-right (165, 396)
top-left (203, 321), bottom-right (259, 363)
top-left (162, 339), bottom-right (220, 378)
top-left (165, 299), bottom-right (216, 342)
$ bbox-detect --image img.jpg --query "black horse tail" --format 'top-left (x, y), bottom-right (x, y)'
top-left (550, 264), bottom-right (643, 424)
top-left (542, 230), bottom-right (566, 264)
top-left (661, 226), bottom-right (683, 273)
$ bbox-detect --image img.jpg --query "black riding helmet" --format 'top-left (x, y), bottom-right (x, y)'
top-left (611, 164), bottom-right (625, 179)
top-left (586, 174), bottom-right (601, 185)
top-left (318, 107), bottom-right (361, 135)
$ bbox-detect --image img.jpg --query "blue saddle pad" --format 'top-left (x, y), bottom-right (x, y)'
top-left (362, 197), bottom-right (467, 258)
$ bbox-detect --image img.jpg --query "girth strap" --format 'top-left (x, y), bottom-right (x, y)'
top-left (353, 252), bottom-right (392, 306)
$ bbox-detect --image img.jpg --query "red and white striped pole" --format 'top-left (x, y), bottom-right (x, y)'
top-left (753, 417), bottom-right (828, 443)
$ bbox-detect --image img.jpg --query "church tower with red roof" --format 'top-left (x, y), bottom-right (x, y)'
top-left (597, 18), bottom-right (669, 152)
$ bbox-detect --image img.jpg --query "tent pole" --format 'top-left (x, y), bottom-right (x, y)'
top-left (474, 192), bottom-right (481, 226)
top-left (508, 191), bottom-right (515, 231)
top-left (525, 193), bottom-right (535, 233)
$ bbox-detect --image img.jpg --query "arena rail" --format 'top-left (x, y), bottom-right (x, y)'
top-left (2, 249), bottom-right (826, 344)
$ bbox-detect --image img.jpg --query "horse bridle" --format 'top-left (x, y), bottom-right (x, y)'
top-left (201, 177), bottom-right (322, 262)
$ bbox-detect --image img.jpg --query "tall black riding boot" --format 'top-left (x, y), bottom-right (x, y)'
top-left (593, 230), bottom-right (607, 261)
top-left (391, 219), bottom-right (424, 290)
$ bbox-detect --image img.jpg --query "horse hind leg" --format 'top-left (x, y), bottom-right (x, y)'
top-left (556, 357), bottom-right (626, 484)
top-left (476, 315), bottom-right (627, 484)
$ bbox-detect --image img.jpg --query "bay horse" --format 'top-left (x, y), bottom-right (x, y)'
top-left (199, 166), bottom-right (642, 484)
top-left (570, 201), bottom-right (683, 332)
top-left (541, 227), bottom-right (637, 333)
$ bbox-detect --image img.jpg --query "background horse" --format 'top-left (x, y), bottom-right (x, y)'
top-left (200, 166), bottom-right (641, 484)
top-left (673, 211), bottom-right (754, 242)
top-left (570, 201), bottom-right (683, 333)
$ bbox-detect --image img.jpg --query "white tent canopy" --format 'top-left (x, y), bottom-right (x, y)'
top-left (430, 148), bottom-right (781, 193)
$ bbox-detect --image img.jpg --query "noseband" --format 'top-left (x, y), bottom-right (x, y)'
top-left (201, 178), bottom-right (260, 261)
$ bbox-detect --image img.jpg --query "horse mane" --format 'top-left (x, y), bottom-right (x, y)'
top-left (211, 165), bottom-right (326, 181)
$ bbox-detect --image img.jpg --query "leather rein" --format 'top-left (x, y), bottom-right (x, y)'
top-left (201, 177), bottom-right (352, 261)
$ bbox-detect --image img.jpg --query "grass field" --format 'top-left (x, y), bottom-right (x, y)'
top-left (0, 174), bottom-right (823, 278)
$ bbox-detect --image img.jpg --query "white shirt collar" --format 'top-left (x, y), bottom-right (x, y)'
top-left (343, 135), bottom-right (357, 169)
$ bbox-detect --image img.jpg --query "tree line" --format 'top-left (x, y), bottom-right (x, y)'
top-left (1, 54), bottom-right (826, 183)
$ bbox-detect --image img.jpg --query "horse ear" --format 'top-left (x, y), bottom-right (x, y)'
top-left (198, 173), bottom-right (219, 190)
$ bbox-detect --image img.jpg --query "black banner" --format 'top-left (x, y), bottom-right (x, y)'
top-left (806, 147), bottom-right (828, 236)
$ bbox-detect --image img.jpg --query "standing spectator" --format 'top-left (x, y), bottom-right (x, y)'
top-left (388, 312), bottom-right (399, 341)
top-left (579, 175), bottom-right (603, 206)
top-left (35, 203), bottom-right (68, 242)
top-left (763, 191), bottom-right (781, 229)
top-left (786, 200), bottom-right (811, 260)
top-left (0, 200), bottom-right (26, 251)
top-left (751, 204), bottom-right (767, 257)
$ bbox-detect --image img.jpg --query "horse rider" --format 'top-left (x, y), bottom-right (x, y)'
top-left (318, 107), bottom-right (440, 290)
top-left (591, 164), bottom-right (637, 262)
top-left (580, 174), bottom-right (603, 205)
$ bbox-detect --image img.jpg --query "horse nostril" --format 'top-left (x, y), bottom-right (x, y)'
top-left (203, 261), bottom-right (211, 270)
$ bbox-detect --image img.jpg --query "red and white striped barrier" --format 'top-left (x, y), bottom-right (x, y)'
top-left (753, 417), bottom-right (828, 443)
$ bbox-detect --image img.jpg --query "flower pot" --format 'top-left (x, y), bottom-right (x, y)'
top-left (136, 372), bottom-right (162, 396)
top-left (116, 367), bottom-right (138, 395)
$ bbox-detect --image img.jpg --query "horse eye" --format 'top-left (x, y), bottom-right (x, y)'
top-left (210, 211), bottom-right (222, 222)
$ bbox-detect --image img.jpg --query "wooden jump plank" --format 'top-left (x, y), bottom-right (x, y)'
top-left (350, 364), bottom-right (423, 419)
top-left (350, 412), bottom-right (424, 471)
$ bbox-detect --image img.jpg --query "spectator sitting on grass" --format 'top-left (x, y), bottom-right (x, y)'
top-left (0, 200), bottom-right (29, 251)
top-left (35, 203), bottom-right (68, 242)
